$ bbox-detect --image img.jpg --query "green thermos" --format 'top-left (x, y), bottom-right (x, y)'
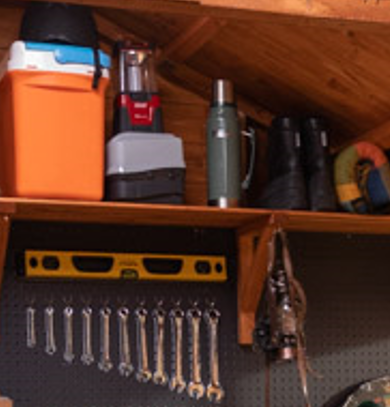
top-left (207, 79), bottom-right (254, 208)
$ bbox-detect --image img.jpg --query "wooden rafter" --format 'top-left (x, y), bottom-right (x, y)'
top-left (18, 0), bottom-right (390, 25)
top-left (95, 12), bottom-right (273, 126)
top-left (94, 12), bottom-right (138, 43)
top-left (157, 16), bottom-right (226, 63)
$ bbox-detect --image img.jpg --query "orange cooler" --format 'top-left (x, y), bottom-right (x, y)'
top-left (0, 41), bottom-right (110, 200)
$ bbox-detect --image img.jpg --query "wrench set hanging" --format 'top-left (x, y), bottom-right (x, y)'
top-left (26, 301), bottom-right (225, 403)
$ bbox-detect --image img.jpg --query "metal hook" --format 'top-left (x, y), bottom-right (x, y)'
top-left (205, 298), bottom-right (216, 309)
top-left (116, 295), bottom-right (128, 308)
top-left (99, 295), bottom-right (110, 308)
top-left (46, 295), bottom-right (54, 307)
top-left (25, 293), bottom-right (36, 307)
top-left (62, 295), bottom-right (73, 306)
top-left (80, 295), bottom-right (92, 307)
top-left (189, 298), bottom-right (200, 308)
top-left (155, 298), bottom-right (164, 308)
top-left (170, 297), bottom-right (181, 308)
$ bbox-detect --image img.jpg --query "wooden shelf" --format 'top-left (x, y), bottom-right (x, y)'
top-left (1, 198), bottom-right (390, 346)
top-left (271, 210), bottom-right (390, 235)
top-left (0, 197), bottom-right (269, 228)
top-left (0, 198), bottom-right (389, 234)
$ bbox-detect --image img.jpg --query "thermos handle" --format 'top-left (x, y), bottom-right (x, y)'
top-left (242, 127), bottom-right (256, 190)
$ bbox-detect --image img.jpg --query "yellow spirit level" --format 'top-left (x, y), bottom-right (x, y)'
top-left (23, 250), bottom-right (227, 282)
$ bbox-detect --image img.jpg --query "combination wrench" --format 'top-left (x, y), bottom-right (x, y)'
top-left (26, 306), bottom-right (36, 349)
top-left (187, 305), bottom-right (205, 400)
top-left (81, 307), bottom-right (94, 366)
top-left (152, 305), bottom-right (168, 385)
top-left (135, 305), bottom-right (152, 383)
top-left (98, 307), bottom-right (113, 372)
top-left (169, 305), bottom-right (186, 393)
top-left (44, 306), bottom-right (56, 356)
top-left (63, 306), bottom-right (75, 364)
top-left (118, 307), bottom-right (134, 377)
top-left (205, 306), bottom-right (225, 403)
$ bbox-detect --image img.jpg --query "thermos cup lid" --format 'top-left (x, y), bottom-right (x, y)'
top-left (302, 116), bottom-right (327, 131)
top-left (271, 116), bottom-right (299, 131)
top-left (271, 116), bottom-right (327, 132)
top-left (212, 79), bottom-right (235, 105)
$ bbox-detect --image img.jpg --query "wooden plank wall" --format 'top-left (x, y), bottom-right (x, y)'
top-left (160, 80), bottom-right (208, 205)
top-left (0, 7), bottom-right (22, 52)
top-left (0, 3), bottom-right (208, 206)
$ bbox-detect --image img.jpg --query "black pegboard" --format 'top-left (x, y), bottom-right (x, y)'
top-left (2, 224), bottom-right (390, 407)
top-left (0, 221), bottom-right (260, 407)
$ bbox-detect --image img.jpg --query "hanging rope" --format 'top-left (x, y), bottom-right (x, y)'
top-left (253, 229), bottom-right (319, 407)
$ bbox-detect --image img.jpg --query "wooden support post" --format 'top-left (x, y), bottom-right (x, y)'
top-left (0, 216), bottom-right (10, 296)
top-left (237, 215), bottom-right (275, 345)
top-left (0, 215), bottom-right (11, 405)
top-left (0, 216), bottom-right (10, 290)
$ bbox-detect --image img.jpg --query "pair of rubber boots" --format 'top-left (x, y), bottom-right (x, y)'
top-left (259, 117), bottom-right (337, 211)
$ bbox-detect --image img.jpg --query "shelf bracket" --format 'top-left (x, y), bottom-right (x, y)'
top-left (237, 214), bottom-right (276, 345)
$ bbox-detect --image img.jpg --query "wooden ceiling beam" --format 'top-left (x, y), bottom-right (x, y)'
top-left (157, 17), bottom-right (226, 63)
top-left (95, 12), bottom-right (273, 126)
top-left (17, 0), bottom-right (390, 26)
top-left (94, 12), bottom-right (137, 43)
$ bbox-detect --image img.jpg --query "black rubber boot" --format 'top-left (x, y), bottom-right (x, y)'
top-left (259, 117), bottom-right (308, 210)
top-left (302, 117), bottom-right (337, 212)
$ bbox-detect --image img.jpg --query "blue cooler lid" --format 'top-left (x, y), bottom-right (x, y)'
top-left (25, 42), bottom-right (111, 68)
